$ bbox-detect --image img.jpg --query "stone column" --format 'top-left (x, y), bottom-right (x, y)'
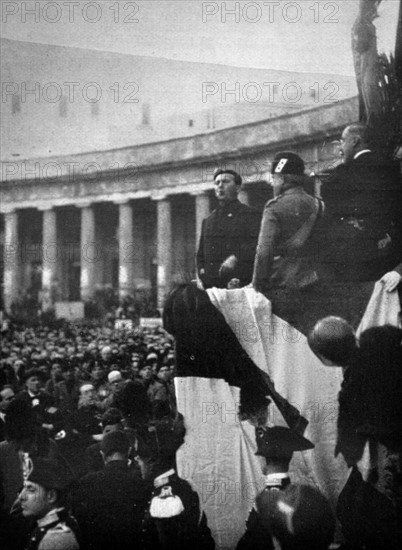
top-left (40, 207), bottom-right (59, 310)
top-left (191, 191), bottom-right (210, 283)
top-left (313, 144), bottom-right (322, 198)
top-left (117, 200), bottom-right (135, 300)
top-left (155, 195), bottom-right (172, 310)
top-left (3, 210), bottom-right (19, 312)
top-left (79, 203), bottom-right (97, 301)
top-left (193, 191), bottom-right (210, 246)
top-left (238, 186), bottom-right (251, 206)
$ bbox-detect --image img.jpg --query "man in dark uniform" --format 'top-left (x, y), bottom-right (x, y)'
top-left (83, 408), bottom-right (139, 474)
top-left (252, 152), bottom-right (324, 333)
top-left (135, 416), bottom-right (215, 550)
top-left (250, 483), bottom-right (335, 550)
top-left (236, 426), bottom-right (315, 550)
top-left (73, 430), bottom-right (152, 550)
top-left (196, 169), bottom-right (261, 289)
top-left (18, 456), bottom-right (79, 550)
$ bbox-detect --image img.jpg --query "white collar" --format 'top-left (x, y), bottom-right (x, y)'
top-left (37, 507), bottom-right (65, 528)
top-left (264, 473), bottom-right (290, 487)
top-left (354, 149), bottom-right (372, 160)
top-left (154, 468), bottom-right (175, 488)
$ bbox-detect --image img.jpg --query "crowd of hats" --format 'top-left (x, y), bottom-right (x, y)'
top-left (0, 323), bottom-right (175, 389)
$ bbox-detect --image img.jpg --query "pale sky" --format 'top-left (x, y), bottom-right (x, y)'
top-left (1, 0), bottom-right (362, 74)
top-left (1, 1), bottom-right (400, 74)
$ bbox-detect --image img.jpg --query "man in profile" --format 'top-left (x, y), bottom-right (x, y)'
top-left (18, 456), bottom-right (79, 550)
top-left (196, 169), bottom-right (260, 289)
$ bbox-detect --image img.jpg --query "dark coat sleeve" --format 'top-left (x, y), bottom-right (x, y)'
top-left (236, 509), bottom-right (274, 550)
top-left (252, 203), bottom-right (280, 292)
top-left (337, 466), bottom-right (401, 550)
top-left (321, 157), bottom-right (402, 282)
top-left (235, 208), bottom-right (261, 284)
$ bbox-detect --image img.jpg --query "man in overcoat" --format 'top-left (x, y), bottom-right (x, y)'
top-left (252, 152), bottom-right (325, 333)
top-left (196, 169), bottom-right (260, 289)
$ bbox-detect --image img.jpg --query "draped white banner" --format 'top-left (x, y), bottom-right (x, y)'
top-left (175, 284), bottom-right (401, 549)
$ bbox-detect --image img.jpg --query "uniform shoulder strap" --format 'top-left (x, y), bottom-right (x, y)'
top-left (285, 198), bottom-right (322, 251)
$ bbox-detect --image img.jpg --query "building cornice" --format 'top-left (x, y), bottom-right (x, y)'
top-left (0, 98), bottom-right (358, 212)
top-left (1, 98), bottom-right (358, 181)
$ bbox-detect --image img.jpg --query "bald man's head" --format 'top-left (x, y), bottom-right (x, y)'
top-left (340, 124), bottom-right (371, 163)
top-left (308, 316), bottom-right (357, 366)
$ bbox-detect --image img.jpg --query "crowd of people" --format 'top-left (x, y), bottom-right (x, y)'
top-left (0, 322), bottom-right (204, 549)
top-left (0, 322), bottom-right (177, 446)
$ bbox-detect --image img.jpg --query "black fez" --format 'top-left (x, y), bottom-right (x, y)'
top-left (27, 457), bottom-right (75, 491)
top-left (213, 168), bottom-right (242, 186)
top-left (101, 430), bottom-right (130, 457)
top-left (255, 426), bottom-right (314, 458)
top-left (271, 152), bottom-right (305, 176)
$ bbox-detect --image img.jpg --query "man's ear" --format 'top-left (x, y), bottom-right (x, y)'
top-left (46, 488), bottom-right (58, 505)
top-left (352, 135), bottom-right (361, 148)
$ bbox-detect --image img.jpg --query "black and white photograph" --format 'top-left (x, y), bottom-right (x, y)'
top-left (1, 1), bottom-right (401, 548)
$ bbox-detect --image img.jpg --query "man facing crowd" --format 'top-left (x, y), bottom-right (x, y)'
top-left (252, 152), bottom-right (324, 333)
top-left (196, 169), bottom-right (261, 289)
top-left (321, 123), bottom-right (402, 289)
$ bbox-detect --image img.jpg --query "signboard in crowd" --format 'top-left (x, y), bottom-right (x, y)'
top-left (55, 302), bottom-right (85, 320)
top-left (114, 319), bottom-right (134, 332)
top-left (139, 317), bottom-right (163, 329)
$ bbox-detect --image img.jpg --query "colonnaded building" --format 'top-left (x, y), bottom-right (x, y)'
top-left (0, 38), bottom-right (358, 313)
